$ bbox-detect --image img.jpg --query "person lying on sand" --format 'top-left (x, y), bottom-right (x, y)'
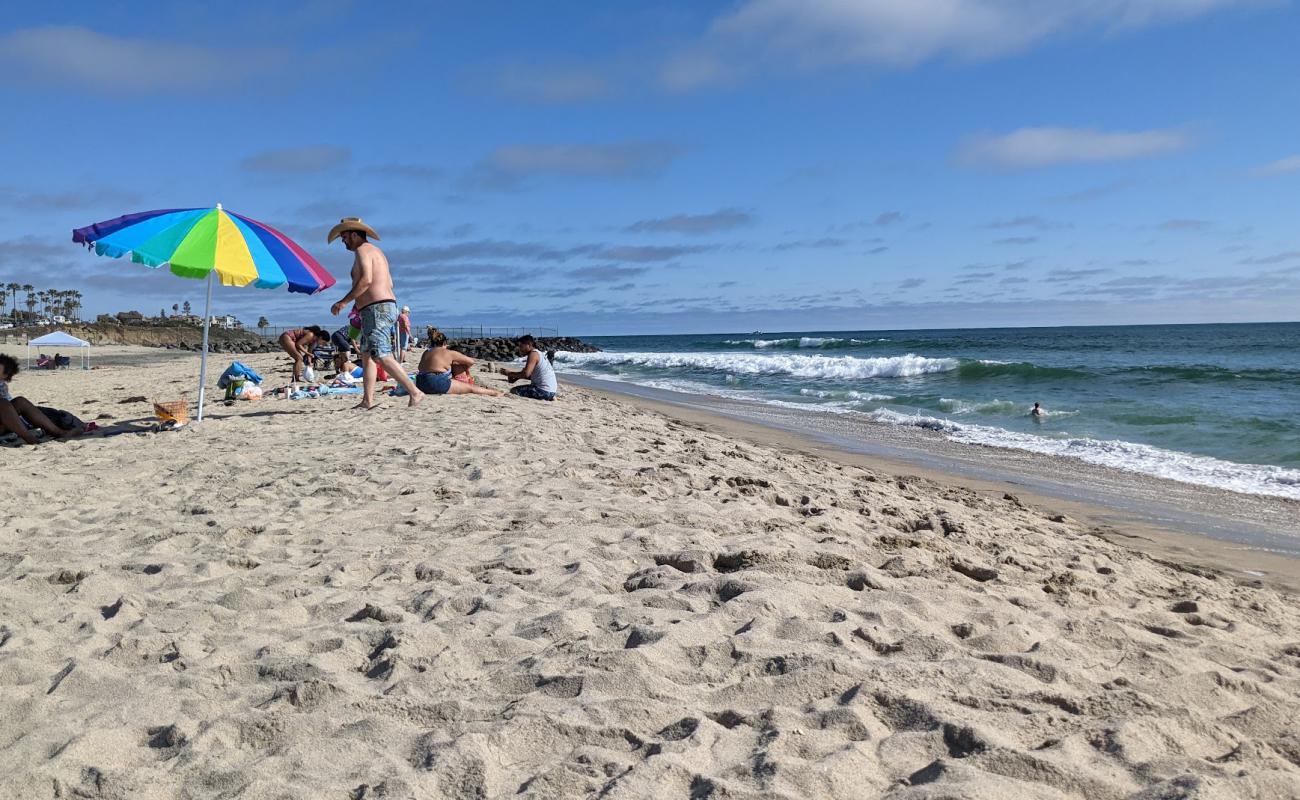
top-left (416, 328), bottom-right (502, 397)
top-left (499, 334), bottom-right (558, 401)
top-left (279, 326), bottom-right (329, 382)
top-left (0, 353), bottom-right (81, 445)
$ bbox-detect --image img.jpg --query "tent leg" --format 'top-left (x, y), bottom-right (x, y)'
top-left (197, 272), bottom-right (213, 422)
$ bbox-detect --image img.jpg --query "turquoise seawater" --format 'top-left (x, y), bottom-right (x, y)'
top-left (559, 322), bottom-right (1300, 500)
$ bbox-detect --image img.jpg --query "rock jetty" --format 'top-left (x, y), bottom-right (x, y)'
top-left (447, 336), bottom-right (600, 361)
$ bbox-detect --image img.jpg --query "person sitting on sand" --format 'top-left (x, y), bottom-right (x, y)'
top-left (416, 328), bottom-right (502, 397)
top-left (499, 334), bottom-right (558, 401)
top-left (278, 325), bottom-right (329, 382)
top-left (0, 353), bottom-right (80, 445)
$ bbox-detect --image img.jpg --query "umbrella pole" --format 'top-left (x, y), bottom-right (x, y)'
top-left (197, 271), bottom-right (213, 421)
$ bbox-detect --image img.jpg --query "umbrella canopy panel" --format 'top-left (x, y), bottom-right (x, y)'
top-left (72, 207), bottom-right (335, 295)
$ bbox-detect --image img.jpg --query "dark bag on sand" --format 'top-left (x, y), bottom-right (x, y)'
top-left (34, 406), bottom-right (84, 431)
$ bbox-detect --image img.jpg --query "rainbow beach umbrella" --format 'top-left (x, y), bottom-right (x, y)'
top-left (72, 205), bottom-right (336, 420)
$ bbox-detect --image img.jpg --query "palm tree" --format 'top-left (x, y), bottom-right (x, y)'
top-left (20, 285), bottom-right (33, 323)
top-left (172, 303), bottom-right (180, 317)
top-left (183, 300), bottom-right (192, 316)
top-left (257, 316), bottom-right (269, 332)
top-left (4, 283), bottom-right (18, 320)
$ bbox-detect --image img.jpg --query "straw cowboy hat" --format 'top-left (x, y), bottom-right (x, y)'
top-left (327, 217), bottom-right (381, 243)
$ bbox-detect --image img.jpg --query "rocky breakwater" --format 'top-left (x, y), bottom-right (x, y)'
top-left (168, 336), bottom-right (280, 355)
top-left (448, 336), bottom-right (600, 361)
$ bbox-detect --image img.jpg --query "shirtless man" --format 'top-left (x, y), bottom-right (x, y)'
top-left (327, 218), bottom-right (423, 409)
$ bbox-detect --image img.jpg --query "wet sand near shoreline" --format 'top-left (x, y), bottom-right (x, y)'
top-left (2, 346), bottom-right (1299, 798)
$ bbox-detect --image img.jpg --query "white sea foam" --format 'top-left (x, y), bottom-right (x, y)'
top-left (724, 336), bottom-right (868, 349)
top-left (555, 351), bottom-right (958, 380)
top-left (800, 388), bottom-right (895, 402)
top-left (868, 409), bottom-right (1300, 500)
top-left (938, 398), bottom-right (1030, 415)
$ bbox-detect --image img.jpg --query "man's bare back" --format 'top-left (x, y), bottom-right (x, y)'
top-left (352, 242), bottom-right (396, 307)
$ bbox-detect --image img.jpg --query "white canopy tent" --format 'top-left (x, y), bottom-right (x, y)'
top-left (27, 330), bottom-right (91, 370)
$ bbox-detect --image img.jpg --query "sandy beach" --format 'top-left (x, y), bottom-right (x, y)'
top-left (3, 346), bottom-right (1300, 799)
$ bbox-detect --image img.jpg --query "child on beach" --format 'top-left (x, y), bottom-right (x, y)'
top-left (416, 328), bottom-right (502, 397)
top-left (0, 353), bottom-right (81, 445)
top-left (500, 334), bottom-right (558, 401)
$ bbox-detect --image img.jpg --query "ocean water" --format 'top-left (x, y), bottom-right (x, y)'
top-left (560, 323), bottom-right (1300, 500)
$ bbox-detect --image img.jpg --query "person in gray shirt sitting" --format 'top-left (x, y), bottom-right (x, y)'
top-left (500, 335), bottom-right (558, 401)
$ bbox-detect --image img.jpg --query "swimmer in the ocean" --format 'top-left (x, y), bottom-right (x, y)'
top-left (1031, 402), bottom-right (1044, 419)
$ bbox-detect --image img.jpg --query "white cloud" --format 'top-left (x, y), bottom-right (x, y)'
top-left (1157, 218), bottom-right (1212, 231)
top-left (241, 146), bottom-right (351, 173)
top-left (663, 0), bottom-right (1267, 89)
top-left (466, 142), bottom-right (683, 189)
top-left (0, 22), bottom-right (415, 93)
top-left (956, 127), bottom-right (1190, 169)
top-left (1252, 154), bottom-right (1300, 176)
top-left (495, 65), bottom-right (615, 103)
top-left (626, 209), bottom-right (754, 235)
top-left (0, 26), bottom-right (277, 91)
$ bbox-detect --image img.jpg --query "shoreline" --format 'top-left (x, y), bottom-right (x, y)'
top-left (563, 372), bottom-right (1300, 594)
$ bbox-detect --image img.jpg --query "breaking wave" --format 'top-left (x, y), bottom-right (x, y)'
top-left (555, 351), bottom-right (959, 380)
top-left (720, 337), bottom-right (879, 350)
top-left (868, 409), bottom-right (1300, 500)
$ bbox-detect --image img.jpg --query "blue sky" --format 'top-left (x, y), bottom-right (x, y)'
top-left (2, 0), bottom-right (1298, 335)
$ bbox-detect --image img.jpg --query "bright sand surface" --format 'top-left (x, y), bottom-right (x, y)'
top-left (2, 346), bottom-right (1299, 799)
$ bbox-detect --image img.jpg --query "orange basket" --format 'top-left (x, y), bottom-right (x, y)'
top-left (153, 394), bottom-right (190, 426)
